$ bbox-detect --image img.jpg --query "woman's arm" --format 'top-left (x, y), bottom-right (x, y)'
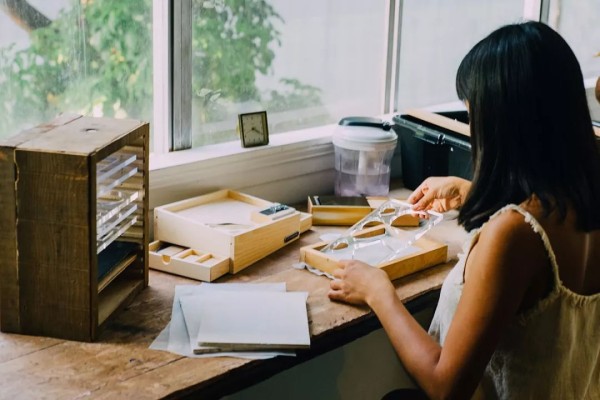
top-left (329, 211), bottom-right (547, 399)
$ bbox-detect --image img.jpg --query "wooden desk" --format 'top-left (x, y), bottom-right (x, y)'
top-left (0, 215), bottom-right (467, 400)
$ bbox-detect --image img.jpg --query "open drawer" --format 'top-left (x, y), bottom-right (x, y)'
top-left (149, 241), bottom-right (229, 282)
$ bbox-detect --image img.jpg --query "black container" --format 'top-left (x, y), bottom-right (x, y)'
top-left (392, 111), bottom-right (473, 190)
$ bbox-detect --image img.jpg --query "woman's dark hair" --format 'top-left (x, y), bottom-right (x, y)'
top-left (456, 21), bottom-right (600, 232)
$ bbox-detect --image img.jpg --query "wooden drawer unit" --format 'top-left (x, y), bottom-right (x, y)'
top-left (0, 115), bottom-right (149, 342)
top-left (154, 190), bottom-right (311, 274)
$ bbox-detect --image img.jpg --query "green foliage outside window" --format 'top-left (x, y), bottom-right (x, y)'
top-left (0, 0), bottom-right (322, 143)
top-left (0, 0), bottom-right (152, 137)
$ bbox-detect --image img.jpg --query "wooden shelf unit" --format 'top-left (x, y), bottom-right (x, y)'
top-left (0, 115), bottom-right (149, 342)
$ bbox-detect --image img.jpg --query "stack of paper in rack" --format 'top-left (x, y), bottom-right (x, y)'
top-left (150, 283), bottom-right (310, 359)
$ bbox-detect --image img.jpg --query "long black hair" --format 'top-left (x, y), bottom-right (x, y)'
top-left (456, 21), bottom-right (600, 232)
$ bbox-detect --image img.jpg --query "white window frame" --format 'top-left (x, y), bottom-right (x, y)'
top-left (150, 0), bottom-right (402, 208)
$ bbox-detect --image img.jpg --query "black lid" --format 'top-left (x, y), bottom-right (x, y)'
top-left (338, 116), bottom-right (391, 131)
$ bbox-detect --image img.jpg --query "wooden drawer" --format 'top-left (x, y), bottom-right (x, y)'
top-left (149, 241), bottom-right (229, 282)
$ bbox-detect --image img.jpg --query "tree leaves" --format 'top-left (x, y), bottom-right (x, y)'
top-left (0, 0), bottom-right (322, 143)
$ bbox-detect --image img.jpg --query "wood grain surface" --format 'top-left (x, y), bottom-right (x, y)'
top-left (1, 117), bottom-right (150, 342)
top-left (0, 184), bottom-right (468, 399)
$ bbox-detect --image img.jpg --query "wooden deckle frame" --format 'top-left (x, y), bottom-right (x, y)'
top-left (300, 225), bottom-right (447, 281)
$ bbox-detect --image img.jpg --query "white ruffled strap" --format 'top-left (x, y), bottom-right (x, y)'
top-left (490, 204), bottom-right (561, 284)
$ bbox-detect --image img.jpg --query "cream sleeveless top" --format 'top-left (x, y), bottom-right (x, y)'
top-left (428, 204), bottom-right (600, 399)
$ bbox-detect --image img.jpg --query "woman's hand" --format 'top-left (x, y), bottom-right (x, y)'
top-left (407, 176), bottom-right (471, 212)
top-left (328, 259), bottom-right (395, 306)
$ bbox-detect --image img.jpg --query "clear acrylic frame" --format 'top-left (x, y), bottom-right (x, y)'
top-left (320, 199), bottom-right (443, 265)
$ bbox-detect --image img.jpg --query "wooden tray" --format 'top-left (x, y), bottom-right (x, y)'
top-left (154, 190), bottom-right (311, 274)
top-left (308, 195), bottom-right (419, 226)
top-left (149, 241), bottom-right (229, 282)
top-left (300, 225), bottom-right (447, 281)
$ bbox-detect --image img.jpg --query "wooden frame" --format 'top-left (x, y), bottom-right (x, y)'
top-left (300, 225), bottom-right (447, 281)
top-left (404, 108), bottom-right (470, 137)
top-left (154, 190), bottom-right (311, 274)
top-left (308, 195), bottom-right (420, 226)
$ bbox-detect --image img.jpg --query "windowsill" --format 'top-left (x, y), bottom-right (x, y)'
top-left (148, 123), bottom-right (342, 209)
top-left (150, 123), bottom-right (337, 171)
top-left (147, 112), bottom-right (418, 210)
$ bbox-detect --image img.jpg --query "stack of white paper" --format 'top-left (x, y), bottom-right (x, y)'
top-left (181, 290), bottom-right (310, 354)
top-left (150, 283), bottom-right (310, 359)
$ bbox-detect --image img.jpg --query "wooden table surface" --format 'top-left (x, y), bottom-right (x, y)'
top-left (0, 214), bottom-right (467, 400)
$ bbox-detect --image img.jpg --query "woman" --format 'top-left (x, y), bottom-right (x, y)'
top-left (328, 21), bottom-right (600, 399)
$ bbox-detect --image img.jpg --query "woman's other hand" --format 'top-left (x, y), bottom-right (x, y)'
top-left (407, 176), bottom-right (471, 212)
top-left (328, 259), bottom-right (395, 306)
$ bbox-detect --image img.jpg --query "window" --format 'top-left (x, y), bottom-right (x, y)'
top-left (0, 0), bottom-right (153, 142)
top-left (188, 0), bottom-right (388, 147)
top-left (547, 0), bottom-right (600, 80)
top-left (546, 0), bottom-right (600, 120)
top-left (395, 0), bottom-right (526, 112)
top-left (2, 1), bottom-right (597, 155)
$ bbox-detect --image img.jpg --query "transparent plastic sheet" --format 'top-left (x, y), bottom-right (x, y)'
top-left (319, 199), bottom-right (443, 265)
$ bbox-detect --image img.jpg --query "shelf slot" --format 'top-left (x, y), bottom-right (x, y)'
top-left (98, 253), bottom-right (137, 293)
top-left (97, 203), bottom-right (137, 239)
top-left (97, 152), bottom-right (136, 183)
top-left (97, 189), bottom-right (140, 226)
top-left (98, 277), bottom-right (144, 325)
top-left (97, 164), bottom-right (138, 198)
top-left (97, 215), bottom-right (138, 253)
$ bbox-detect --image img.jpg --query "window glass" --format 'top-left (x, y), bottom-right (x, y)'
top-left (547, 0), bottom-right (600, 120)
top-left (0, 0), bottom-right (152, 141)
top-left (190, 0), bottom-right (388, 147)
top-left (549, 0), bottom-right (600, 79)
top-left (396, 0), bottom-right (525, 111)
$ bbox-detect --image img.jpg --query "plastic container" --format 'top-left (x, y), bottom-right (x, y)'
top-left (333, 117), bottom-right (398, 197)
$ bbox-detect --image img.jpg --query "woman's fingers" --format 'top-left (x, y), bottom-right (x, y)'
top-left (330, 267), bottom-right (349, 301)
top-left (407, 182), bottom-right (428, 204)
top-left (330, 278), bottom-right (343, 290)
top-left (332, 267), bottom-right (345, 279)
top-left (413, 189), bottom-right (436, 211)
top-left (329, 277), bottom-right (345, 301)
top-left (328, 288), bottom-right (344, 301)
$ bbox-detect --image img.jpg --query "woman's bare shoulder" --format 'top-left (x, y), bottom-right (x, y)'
top-left (479, 209), bottom-right (541, 248)
top-left (468, 209), bottom-right (548, 282)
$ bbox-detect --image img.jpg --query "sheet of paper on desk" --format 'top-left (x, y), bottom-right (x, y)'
top-left (149, 282), bottom-right (295, 359)
top-left (180, 290), bottom-right (310, 354)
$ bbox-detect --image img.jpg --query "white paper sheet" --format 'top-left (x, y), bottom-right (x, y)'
top-left (149, 282), bottom-right (295, 359)
top-left (181, 291), bottom-right (309, 353)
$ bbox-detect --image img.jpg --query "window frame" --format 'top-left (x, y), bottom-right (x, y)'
top-left (156, 0), bottom-right (555, 156)
top-left (152, 0), bottom-right (600, 207)
top-left (155, 0), bottom-right (402, 155)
